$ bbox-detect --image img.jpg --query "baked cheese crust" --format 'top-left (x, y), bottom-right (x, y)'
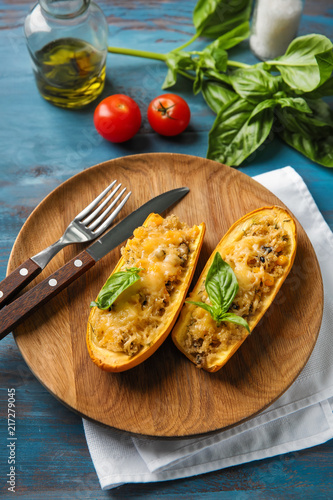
top-left (89, 214), bottom-right (200, 357)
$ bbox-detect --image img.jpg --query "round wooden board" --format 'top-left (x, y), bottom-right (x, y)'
top-left (8, 153), bottom-right (323, 437)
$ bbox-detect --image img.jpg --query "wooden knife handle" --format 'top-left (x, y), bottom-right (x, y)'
top-left (0, 250), bottom-right (95, 341)
top-left (0, 258), bottom-right (42, 309)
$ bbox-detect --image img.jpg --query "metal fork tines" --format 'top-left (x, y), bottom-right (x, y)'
top-left (32, 181), bottom-right (131, 269)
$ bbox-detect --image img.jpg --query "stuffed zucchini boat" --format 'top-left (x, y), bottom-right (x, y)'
top-left (87, 213), bottom-right (205, 372)
top-left (172, 206), bottom-right (297, 373)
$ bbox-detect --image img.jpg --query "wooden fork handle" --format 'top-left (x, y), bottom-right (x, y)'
top-left (0, 250), bottom-right (95, 341)
top-left (0, 259), bottom-right (42, 309)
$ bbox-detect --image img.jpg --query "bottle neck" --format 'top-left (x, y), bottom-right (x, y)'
top-left (39, 0), bottom-right (90, 19)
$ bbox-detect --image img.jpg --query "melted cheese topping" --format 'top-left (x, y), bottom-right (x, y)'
top-left (90, 214), bottom-right (200, 357)
top-left (183, 212), bottom-right (294, 369)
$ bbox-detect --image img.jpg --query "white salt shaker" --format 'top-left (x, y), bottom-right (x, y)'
top-left (250, 0), bottom-right (304, 60)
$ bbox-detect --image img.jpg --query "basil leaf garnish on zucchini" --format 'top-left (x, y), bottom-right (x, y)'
top-left (187, 252), bottom-right (250, 332)
top-left (90, 267), bottom-right (142, 310)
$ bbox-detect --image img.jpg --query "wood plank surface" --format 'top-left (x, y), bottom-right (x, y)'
top-left (8, 153), bottom-right (323, 436)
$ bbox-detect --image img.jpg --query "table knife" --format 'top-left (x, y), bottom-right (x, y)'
top-left (0, 187), bottom-right (189, 340)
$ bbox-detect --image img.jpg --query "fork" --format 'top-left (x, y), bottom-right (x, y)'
top-left (0, 180), bottom-right (131, 309)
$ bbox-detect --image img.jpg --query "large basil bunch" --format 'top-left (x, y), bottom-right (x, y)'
top-left (108, 0), bottom-right (333, 168)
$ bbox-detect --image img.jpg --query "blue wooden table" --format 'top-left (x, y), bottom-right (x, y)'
top-left (1, 1), bottom-right (332, 498)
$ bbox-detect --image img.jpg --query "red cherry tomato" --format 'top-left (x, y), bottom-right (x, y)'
top-left (147, 94), bottom-right (191, 136)
top-left (94, 94), bottom-right (141, 143)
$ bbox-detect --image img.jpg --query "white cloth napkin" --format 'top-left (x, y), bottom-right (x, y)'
top-left (83, 166), bottom-right (333, 490)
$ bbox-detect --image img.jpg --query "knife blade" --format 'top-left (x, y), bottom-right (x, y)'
top-left (0, 187), bottom-right (189, 340)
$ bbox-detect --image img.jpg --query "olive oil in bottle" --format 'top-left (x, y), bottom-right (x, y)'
top-left (24, 0), bottom-right (108, 109)
top-left (31, 38), bottom-right (106, 109)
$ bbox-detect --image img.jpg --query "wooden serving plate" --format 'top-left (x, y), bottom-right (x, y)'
top-left (8, 153), bottom-right (323, 437)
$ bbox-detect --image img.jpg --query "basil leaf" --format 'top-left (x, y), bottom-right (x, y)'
top-left (205, 252), bottom-right (238, 312)
top-left (163, 22), bottom-right (249, 93)
top-left (306, 98), bottom-right (333, 126)
top-left (186, 300), bottom-right (215, 316)
top-left (277, 100), bottom-right (333, 137)
top-left (90, 267), bottom-right (141, 310)
top-left (230, 68), bottom-right (280, 103)
top-left (201, 80), bottom-right (236, 113)
top-left (207, 97), bottom-right (274, 166)
top-left (248, 98), bottom-right (276, 119)
top-left (266, 34), bottom-right (333, 92)
top-left (315, 49), bottom-right (333, 86)
top-left (162, 67), bottom-right (178, 89)
top-left (275, 97), bottom-right (313, 113)
top-left (249, 96), bottom-right (312, 121)
top-left (186, 301), bottom-right (226, 325)
top-left (202, 38), bottom-right (229, 71)
top-left (279, 128), bottom-right (333, 168)
top-left (303, 76), bottom-right (333, 99)
top-left (162, 68), bottom-right (178, 89)
top-left (203, 68), bottom-right (232, 86)
top-left (193, 0), bottom-right (253, 38)
top-left (190, 36), bottom-right (231, 93)
top-left (193, 70), bottom-right (204, 95)
top-left (221, 313), bottom-right (251, 333)
top-left (192, 49), bottom-right (228, 94)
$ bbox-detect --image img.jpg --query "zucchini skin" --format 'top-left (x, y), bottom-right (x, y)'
top-left (87, 213), bottom-right (205, 372)
top-left (172, 206), bottom-right (297, 373)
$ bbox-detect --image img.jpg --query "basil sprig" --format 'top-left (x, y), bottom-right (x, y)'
top-left (187, 253), bottom-right (250, 333)
top-left (90, 267), bottom-right (142, 310)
